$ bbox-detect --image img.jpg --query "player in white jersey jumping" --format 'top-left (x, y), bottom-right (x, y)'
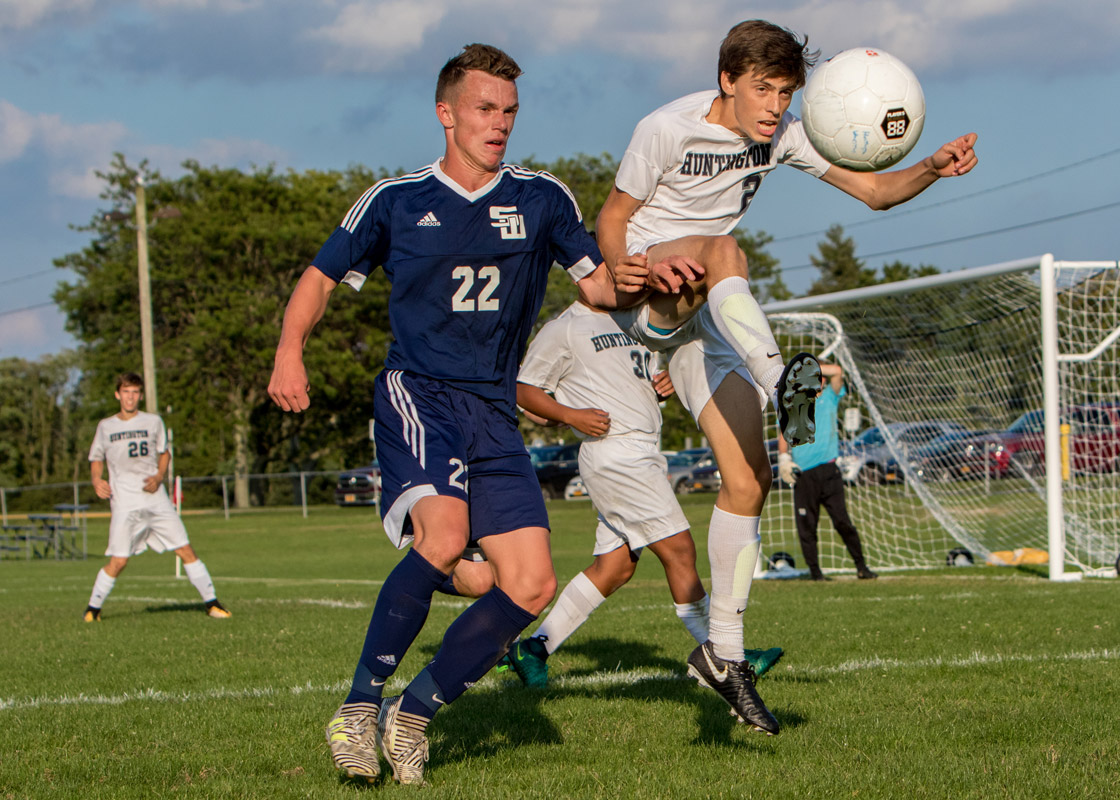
top-left (503, 301), bottom-right (782, 691)
top-left (595, 19), bottom-right (978, 733)
top-left (83, 372), bottom-right (231, 622)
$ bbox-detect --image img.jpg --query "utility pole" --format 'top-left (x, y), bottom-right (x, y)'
top-left (134, 177), bottom-right (158, 414)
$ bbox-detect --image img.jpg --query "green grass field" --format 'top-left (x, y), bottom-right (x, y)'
top-left (2, 498), bottom-right (1118, 799)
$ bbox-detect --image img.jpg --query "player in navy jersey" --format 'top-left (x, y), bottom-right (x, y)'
top-left (268, 44), bottom-right (631, 786)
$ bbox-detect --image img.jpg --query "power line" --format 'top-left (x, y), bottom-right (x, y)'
top-left (769, 146), bottom-right (1120, 244)
top-left (779, 198), bottom-right (1120, 275)
top-left (0, 300), bottom-right (56, 318)
top-left (0, 269), bottom-right (58, 288)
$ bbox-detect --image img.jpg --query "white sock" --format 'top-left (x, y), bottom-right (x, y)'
top-left (533, 570), bottom-right (606, 655)
top-left (183, 559), bottom-right (217, 603)
top-left (674, 593), bottom-right (710, 644)
top-left (706, 276), bottom-right (784, 398)
top-left (706, 506), bottom-right (762, 662)
top-left (88, 568), bottom-right (116, 609)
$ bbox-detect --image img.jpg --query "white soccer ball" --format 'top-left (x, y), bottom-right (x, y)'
top-left (800, 47), bottom-right (925, 172)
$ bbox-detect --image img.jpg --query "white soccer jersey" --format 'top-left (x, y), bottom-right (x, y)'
top-left (616, 90), bottom-right (831, 252)
top-left (518, 302), bottom-right (661, 441)
top-left (88, 411), bottom-right (171, 510)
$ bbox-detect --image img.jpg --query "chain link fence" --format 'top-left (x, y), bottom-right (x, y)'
top-left (1, 470), bottom-right (364, 525)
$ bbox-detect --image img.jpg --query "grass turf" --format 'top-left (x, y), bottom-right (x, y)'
top-left (1, 497), bottom-right (1117, 799)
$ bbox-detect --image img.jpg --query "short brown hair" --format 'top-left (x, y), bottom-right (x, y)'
top-left (116, 372), bottom-right (143, 391)
top-left (436, 43), bottom-right (522, 104)
top-left (718, 20), bottom-right (819, 94)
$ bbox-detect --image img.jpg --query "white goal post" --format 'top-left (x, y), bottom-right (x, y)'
top-left (760, 255), bottom-right (1120, 581)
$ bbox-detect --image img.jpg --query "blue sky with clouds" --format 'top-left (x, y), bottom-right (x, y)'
top-left (2, 0), bottom-right (1119, 359)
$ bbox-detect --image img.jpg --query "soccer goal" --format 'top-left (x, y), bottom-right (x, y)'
top-left (760, 255), bottom-right (1120, 580)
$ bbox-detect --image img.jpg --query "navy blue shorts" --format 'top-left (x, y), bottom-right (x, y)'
top-left (374, 370), bottom-right (548, 548)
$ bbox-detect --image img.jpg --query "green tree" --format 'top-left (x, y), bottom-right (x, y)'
top-left (808, 224), bottom-right (877, 295)
top-left (55, 155), bottom-right (391, 506)
top-left (880, 259), bottom-right (939, 284)
top-left (0, 352), bottom-right (86, 487)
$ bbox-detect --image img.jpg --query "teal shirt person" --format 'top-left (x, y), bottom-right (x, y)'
top-left (790, 384), bottom-right (845, 470)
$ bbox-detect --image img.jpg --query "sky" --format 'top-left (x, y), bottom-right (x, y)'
top-left (2, 0), bottom-right (1119, 360)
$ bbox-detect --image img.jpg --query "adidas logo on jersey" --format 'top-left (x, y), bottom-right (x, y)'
top-left (377, 654), bottom-right (398, 666)
top-left (417, 212), bottom-right (440, 227)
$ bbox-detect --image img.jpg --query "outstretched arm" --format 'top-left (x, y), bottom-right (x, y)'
top-left (822, 133), bottom-right (978, 211)
top-left (268, 267), bottom-right (338, 412)
top-left (820, 362), bottom-right (844, 393)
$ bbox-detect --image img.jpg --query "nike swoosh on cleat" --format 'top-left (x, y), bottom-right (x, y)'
top-left (766, 352), bottom-right (781, 359)
top-left (703, 648), bottom-right (730, 682)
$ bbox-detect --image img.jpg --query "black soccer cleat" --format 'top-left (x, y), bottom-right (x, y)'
top-left (687, 641), bottom-right (779, 735)
top-left (777, 352), bottom-right (821, 447)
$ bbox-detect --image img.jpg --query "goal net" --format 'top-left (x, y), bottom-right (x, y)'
top-left (759, 256), bottom-right (1120, 579)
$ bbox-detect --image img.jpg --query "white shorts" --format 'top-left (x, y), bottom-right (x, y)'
top-left (612, 303), bottom-right (768, 426)
top-left (106, 495), bottom-right (190, 557)
top-left (578, 435), bottom-right (691, 556)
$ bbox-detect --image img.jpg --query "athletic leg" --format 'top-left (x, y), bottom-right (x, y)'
top-left (647, 531), bottom-right (709, 644)
top-left (794, 467), bottom-right (826, 579)
top-left (646, 235), bottom-right (785, 398)
top-left (818, 464), bottom-right (876, 578)
top-left (684, 372), bottom-right (780, 734)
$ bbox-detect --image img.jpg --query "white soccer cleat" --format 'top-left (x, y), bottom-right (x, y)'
top-left (325, 701), bottom-right (381, 782)
top-left (377, 695), bottom-right (429, 786)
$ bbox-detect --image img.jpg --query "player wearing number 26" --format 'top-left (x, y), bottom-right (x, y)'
top-left (83, 372), bottom-right (230, 622)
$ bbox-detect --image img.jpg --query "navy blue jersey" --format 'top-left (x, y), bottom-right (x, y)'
top-left (313, 160), bottom-right (603, 416)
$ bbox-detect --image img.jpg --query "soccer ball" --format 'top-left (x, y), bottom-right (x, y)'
top-left (800, 48), bottom-right (925, 172)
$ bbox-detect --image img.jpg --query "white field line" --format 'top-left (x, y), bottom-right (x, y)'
top-left (3, 647), bottom-right (1117, 713)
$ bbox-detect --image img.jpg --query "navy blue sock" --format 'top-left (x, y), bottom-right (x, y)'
top-left (400, 587), bottom-right (536, 719)
top-left (345, 548), bottom-right (447, 705)
top-left (436, 572), bottom-right (460, 596)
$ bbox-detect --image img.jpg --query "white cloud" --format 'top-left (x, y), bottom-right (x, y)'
top-left (0, 100), bottom-right (34, 161)
top-left (142, 136), bottom-right (290, 171)
top-left (0, 98), bottom-right (290, 199)
top-left (0, 305), bottom-right (66, 360)
top-left (306, 0), bottom-right (449, 70)
top-left (0, 0), bottom-right (95, 31)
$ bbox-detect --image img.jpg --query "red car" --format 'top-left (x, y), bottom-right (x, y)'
top-left (988, 403), bottom-right (1120, 478)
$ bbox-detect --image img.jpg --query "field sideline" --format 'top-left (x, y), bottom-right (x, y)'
top-left (2, 499), bottom-right (1117, 799)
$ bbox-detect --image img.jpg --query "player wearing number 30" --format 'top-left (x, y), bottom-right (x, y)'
top-left (83, 372), bottom-right (230, 622)
top-left (268, 44), bottom-right (630, 785)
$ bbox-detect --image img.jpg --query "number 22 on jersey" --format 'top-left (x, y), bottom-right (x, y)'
top-left (451, 265), bottom-right (500, 311)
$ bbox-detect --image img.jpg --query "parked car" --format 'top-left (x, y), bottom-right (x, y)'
top-left (907, 430), bottom-right (1003, 482)
top-left (665, 447), bottom-right (713, 494)
top-left (981, 403), bottom-right (1120, 478)
top-left (564, 475), bottom-right (590, 500)
top-left (679, 440), bottom-right (780, 494)
top-left (529, 442), bottom-right (582, 499)
top-left (335, 462), bottom-right (381, 506)
top-left (838, 421), bottom-right (969, 485)
top-left (685, 460), bottom-right (722, 493)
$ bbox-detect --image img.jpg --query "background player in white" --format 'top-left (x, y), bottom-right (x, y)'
top-left (504, 300), bottom-right (782, 690)
top-left (594, 19), bottom-right (978, 732)
top-left (268, 45), bottom-right (633, 785)
top-left (83, 372), bottom-right (231, 622)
